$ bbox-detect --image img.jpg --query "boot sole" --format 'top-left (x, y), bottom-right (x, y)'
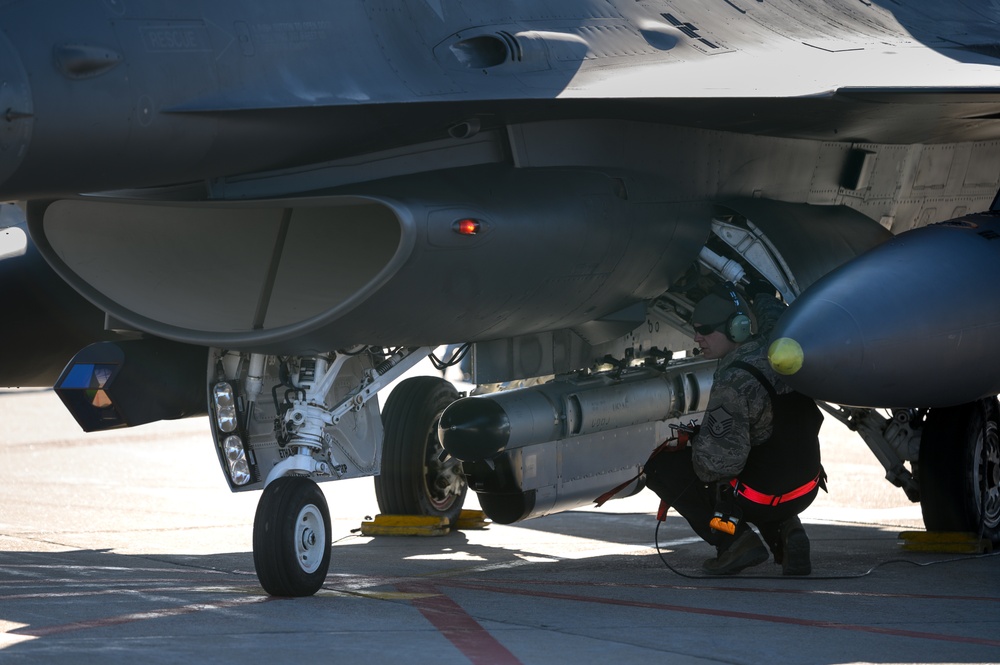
top-left (703, 545), bottom-right (769, 575)
top-left (782, 529), bottom-right (811, 576)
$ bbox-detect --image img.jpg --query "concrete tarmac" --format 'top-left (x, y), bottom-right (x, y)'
top-left (1, 386), bottom-right (998, 665)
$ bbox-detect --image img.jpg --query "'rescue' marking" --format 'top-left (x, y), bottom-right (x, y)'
top-left (139, 22), bottom-right (212, 52)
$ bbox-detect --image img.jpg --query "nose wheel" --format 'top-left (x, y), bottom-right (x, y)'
top-left (253, 476), bottom-right (332, 597)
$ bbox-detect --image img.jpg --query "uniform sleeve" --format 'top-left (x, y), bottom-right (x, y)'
top-left (690, 371), bottom-right (755, 483)
top-left (752, 294), bottom-right (786, 339)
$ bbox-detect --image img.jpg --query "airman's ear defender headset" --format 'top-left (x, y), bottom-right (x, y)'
top-left (717, 281), bottom-right (752, 343)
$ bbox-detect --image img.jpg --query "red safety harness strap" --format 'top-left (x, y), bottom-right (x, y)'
top-left (730, 474), bottom-right (820, 506)
top-left (593, 436), bottom-right (685, 508)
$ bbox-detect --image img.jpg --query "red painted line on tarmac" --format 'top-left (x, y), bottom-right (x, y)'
top-left (397, 582), bottom-right (522, 665)
top-left (438, 580), bottom-right (1000, 649)
top-left (11, 596), bottom-right (275, 637)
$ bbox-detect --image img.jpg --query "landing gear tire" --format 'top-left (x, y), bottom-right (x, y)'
top-left (375, 376), bottom-right (467, 524)
top-left (253, 476), bottom-right (332, 597)
top-left (919, 397), bottom-right (1000, 543)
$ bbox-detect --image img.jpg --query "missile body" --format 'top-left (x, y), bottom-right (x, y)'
top-left (769, 212), bottom-right (1000, 408)
top-left (440, 359), bottom-right (715, 524)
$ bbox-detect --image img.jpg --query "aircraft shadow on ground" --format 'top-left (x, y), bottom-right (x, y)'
top-left (1, 515), bottom-right (997, 665)
top-left (0, 516), bottom-right (984, 591)
top-left (341, 509), bottom-right (991, 583)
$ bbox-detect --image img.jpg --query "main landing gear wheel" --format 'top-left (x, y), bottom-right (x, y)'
top-left (919, 397), bottom-right (1000, 543)
top-left (375, 376), bottom-right (467, 524)
top-left (253, 476), bottom-right (332, 597)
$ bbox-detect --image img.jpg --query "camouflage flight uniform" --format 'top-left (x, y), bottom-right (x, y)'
top-left (644, 293), bottom-right (824, 564)
top-left (692, 296), bottom-right (787, 483)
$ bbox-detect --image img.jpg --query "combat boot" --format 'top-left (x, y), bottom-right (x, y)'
top-left (702, 529), bottom-right (768, 575)
top-left (779, 516), bottom-right (810, 576)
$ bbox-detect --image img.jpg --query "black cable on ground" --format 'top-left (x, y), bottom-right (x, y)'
top-left (653, 519), bottom-right (999, 581)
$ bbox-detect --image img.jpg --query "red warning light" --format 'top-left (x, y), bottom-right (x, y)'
top-left (454, 218), bottom-right (481, 236)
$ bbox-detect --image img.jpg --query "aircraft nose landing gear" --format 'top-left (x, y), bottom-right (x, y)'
top-left (252, 476), bottom-right (332, 597)
top-left (209, 346), bottom-right (444, 596)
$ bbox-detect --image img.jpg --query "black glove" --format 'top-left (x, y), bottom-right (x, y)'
top-left (744, 277), bottom-right (775, 302)
top-left (677, 423), bottom-right (701, 448)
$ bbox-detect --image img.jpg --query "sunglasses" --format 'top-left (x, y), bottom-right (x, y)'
top-left (693, 322), bottom-right (725, 335)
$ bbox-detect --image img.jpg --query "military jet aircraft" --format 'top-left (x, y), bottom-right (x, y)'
top-left (2, 0), bottom-right (1000, 596)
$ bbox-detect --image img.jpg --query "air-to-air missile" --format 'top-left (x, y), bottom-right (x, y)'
top-left (769, 212), bottom-right (1000, 408)
top-left (439, 358), bottom-right (716, 524)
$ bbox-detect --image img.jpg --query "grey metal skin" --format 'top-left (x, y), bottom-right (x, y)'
top-left (2, 0), bottom-right (1000, 200)
top-left (772, 213), bottom-right (1000, 409)
top-left (3, 0), bottom-right (1000, 407)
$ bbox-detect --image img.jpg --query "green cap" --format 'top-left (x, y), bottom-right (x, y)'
top-left (691, 293), bottom-right (736, 326)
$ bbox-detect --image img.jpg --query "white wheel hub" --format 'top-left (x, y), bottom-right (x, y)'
top-left (295, 504), bottom-right (326, 574)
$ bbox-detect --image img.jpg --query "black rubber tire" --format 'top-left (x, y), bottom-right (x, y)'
top-left (253, 477), bottom-right (331, 597)
top-left (374, 376), bottom-right (467, 523)
top-left (919, 397), bottom-right (1000, 543)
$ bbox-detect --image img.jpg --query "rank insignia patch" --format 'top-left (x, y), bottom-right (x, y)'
top-left (704, 406), bottom-right (734, 438)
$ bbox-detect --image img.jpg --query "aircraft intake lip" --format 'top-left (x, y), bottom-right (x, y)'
top-left (439, 397), bottom-right (512, 462)
top-left (0, 29), bottom-right (32, 195)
